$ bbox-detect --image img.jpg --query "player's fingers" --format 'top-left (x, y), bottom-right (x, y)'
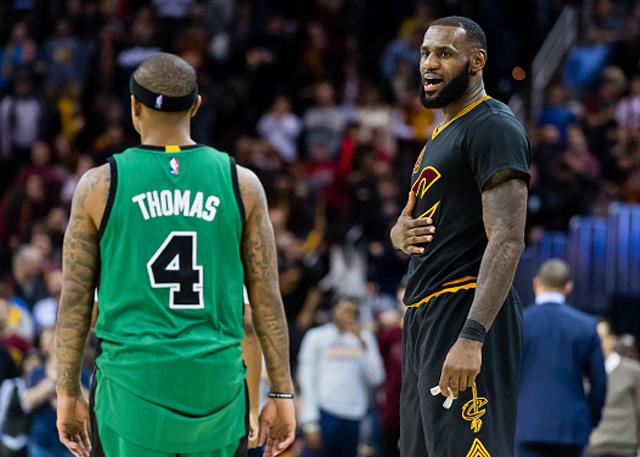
top-left (263, 437), bottom-right (275, 457)
top-left (469, 371), bottom-right (480, 387)
top-left (408, 226), bottom-right (436, 237)
top-left (257, 419), bottom-right (269, 447)
top-left (458, 373), bottom-right (470, 392)
top-left (407, 235), bottom-right (433, 245)
top-left (274, 429), bottom-right (295, 454)
top-left (63, 439), bottom-right (82, 457)
top-left (404, 245), bottom-right (425, 255)
top-left (438, 367), bottom-right (450, 395)
top-left (401, 192), bottom-right (417, 215)
top-left (248, 433), bottom-right (259, 449)
top-left (408, 217), bottom-right (433, 228)
top-left (448, 375), bottom-right (460, 399)
top-left (74, 434), bottom-right (90, 457)
top-left (81, 422), bottom-right (92, 453)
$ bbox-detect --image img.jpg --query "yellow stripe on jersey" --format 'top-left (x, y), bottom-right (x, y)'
top-left (408, 281), bottom-right (477, 308)
top-left (165, 145), bottom-right (181, 152)
top-left (442, 276), bottom-right (478, 287)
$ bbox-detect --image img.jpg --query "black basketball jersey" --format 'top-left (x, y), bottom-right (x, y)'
top-left (403, 97), bottom-right (531, 307)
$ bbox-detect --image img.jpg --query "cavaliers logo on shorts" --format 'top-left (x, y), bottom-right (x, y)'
top-left (461, 382), bottom-right (488, 433)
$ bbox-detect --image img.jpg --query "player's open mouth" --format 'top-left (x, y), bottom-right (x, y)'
top-left (424, 77), bottom-right (444, 92)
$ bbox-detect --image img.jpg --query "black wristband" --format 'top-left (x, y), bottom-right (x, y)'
top-left (459, 319), bottom-right (486, 343)
top-left (268, 392), bottom-right (295, 399)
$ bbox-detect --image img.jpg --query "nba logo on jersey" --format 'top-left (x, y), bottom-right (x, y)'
top-left (169, 157), bottom-right (179, 175)
top-left (155, 94), bottom-right (163, 109)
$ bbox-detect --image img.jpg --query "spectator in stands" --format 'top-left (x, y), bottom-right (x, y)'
top-left (538, 83), bottom-right (577, 143)
top-left (257, 95), bottom-right (302, 162)
top-left (0, 21), bottom-right (37, 92)
top-left (563, 125), bottom-right (601, 180)
top-left (6, 245), bottom-right (47, 310)
top-left (615, 75), bottom-right (640, 133)
top-left (32, 269), bottom-right (62, 332)
top-left (43, 19), bottom-right (91, 95)
top-left (564, 25), bottom-right (611, 95)
top-left (616, 334), bottom-right (639, 361)
top-left (376, 284), bottom-right (406, 457)
top-left (0, 73), bottom-right (43, 175)
top-left (302, 81), bottom-right (349, 155)
top-left (116, 9), bottom-right (160, 73)
top-left (516, 259), bottom-right (607, 457)
top-left (23, 327), bottom-right (89, 457)
top-left (587, 318), bottom-right (640, 457)
top-left (0, 292), bottom-right (32, 370)
top-left (584, 66), bottom-right (626, 155)
top-left (298, 298), bottom-right (385, 457)
top-left (380, 25), bottom-right (421, 84)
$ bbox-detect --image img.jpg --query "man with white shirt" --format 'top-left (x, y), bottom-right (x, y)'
top-left (298, 298), bottom-right (385, 457)
top-left (516, 259), bottom-right (607, 457)
top-left (587, 319), bottom-right (640, 457)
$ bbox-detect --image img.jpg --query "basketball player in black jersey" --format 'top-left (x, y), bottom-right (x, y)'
top-left (390, 16), bottom-right (530, 457)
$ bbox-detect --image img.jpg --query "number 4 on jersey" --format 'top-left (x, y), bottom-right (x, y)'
top-left (147, 231), bottom-right (204, 309)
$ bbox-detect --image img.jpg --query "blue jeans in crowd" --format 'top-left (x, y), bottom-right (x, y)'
top-left (303, 409), bottom-right (360, 457)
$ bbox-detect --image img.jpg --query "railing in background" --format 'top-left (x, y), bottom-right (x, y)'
top-left (530, 6), bottom-right (578, 121)
top-left (607, 203), bottom-right (640, 295)
top-left (514, 203), bottom-right (640, 313)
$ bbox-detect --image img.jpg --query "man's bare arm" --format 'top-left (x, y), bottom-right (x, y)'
top-left (238, 166), bottom-right (293, 392)
top-left (466, 172), bottom-right (528, 329)
top-left (56, 165), bottom-right (109, 395)
top-left (439, 171), bottom-right (527, 398)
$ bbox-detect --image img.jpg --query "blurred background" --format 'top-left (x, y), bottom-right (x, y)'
top-left (0, 0), bottom-right (639, 456)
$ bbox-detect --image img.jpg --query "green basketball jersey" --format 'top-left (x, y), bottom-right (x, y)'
top-left (95, 144), bottom-right (246, 453)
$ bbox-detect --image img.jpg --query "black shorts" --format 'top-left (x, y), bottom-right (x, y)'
top-left (400, 287), bottom-right (522, 457)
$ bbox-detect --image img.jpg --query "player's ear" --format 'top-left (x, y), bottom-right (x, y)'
top-left (469, 49), bottom-right (487, 74)
top-left (563, 280), bottom-right (574, 296)
top-left (189, 95), bottom-right (202, 118)
top-left (131, 95), bottom-right (143, 118)
top-left (131, 96), bottom-right (142, 133)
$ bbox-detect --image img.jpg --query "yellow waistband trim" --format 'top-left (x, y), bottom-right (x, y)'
top-left (442, 275), bottom-right (478, 287)
top-left (408, 282), bottom-right (477, 308)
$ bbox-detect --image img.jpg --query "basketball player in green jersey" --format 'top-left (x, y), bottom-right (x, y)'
top-left (54, 53), bottom-right (296, 457)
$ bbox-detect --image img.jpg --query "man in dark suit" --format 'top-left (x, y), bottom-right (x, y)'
top-left (516, 259), bottom-right (607, 457)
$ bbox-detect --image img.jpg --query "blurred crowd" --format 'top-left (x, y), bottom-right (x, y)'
top-left (0, 0), bottom-right (639, 456)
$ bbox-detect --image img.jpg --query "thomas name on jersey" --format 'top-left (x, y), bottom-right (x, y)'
top-left (131, 189), bottom-right (220, 222)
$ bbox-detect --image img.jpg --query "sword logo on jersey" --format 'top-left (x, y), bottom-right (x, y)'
top-left (169, 157), bottom-right (180, 175)
top-left (411, 165), bottom-right (442, 219)
top-left (461, 382), bottom-right (488, 433)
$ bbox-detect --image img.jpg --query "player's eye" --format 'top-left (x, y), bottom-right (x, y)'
top-left (421, 50), bottom-right (430, 58)
top-left (439, 50), bottom-right (451, 58)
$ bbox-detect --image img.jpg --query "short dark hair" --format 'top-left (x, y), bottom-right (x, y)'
top-left (429, 16), bottom-right (487, 50)
top-left (535, 259), bottom-right (571, 289)
top-left (132, 52), bottom-right (197, 98)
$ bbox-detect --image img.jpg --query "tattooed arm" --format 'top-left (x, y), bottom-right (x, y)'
top-left (467, 171), bottom-right (528, 328)
top-left (237, 166), bottom-right (295, 457)
top-left (439, 171), bottom-right (527, 398)
top-left (242, 302), bottom-right (263, 448)
top-left (56, 164), bottom-right (109, 457)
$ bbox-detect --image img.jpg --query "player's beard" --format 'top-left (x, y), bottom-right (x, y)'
top-left (420, 63), bottom-right (471, 109)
